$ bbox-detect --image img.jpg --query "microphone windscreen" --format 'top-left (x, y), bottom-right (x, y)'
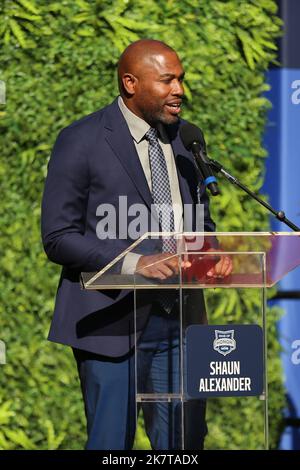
top-left (179, 122), bottom-right (205, 151)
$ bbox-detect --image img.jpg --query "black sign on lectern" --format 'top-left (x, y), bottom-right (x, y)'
top-left (186, 324), bottom-right (264, 398)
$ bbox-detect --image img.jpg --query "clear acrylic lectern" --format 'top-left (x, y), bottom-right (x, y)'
top-left (81, 232), bottom-right (300, 450)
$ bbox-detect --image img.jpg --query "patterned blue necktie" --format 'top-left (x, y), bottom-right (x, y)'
top-left (145, 127), bottom-right (177, 312)
top-left (145, 127), bottom-right (176, 249)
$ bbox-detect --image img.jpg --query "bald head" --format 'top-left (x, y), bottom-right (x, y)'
top-left (118, 39), bottom-right (177, 94)
top-left (117, 39), bottom-right (184, 127)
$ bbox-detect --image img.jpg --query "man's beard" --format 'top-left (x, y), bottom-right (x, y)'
top-left (142, 105), bottom-right (179, 127)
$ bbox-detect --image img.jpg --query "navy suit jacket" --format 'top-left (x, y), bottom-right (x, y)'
top-left (41, 98), bottom-right (215, 357)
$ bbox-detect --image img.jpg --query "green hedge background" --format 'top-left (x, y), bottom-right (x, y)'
top-left (0, 0), bottom-right (283, 449)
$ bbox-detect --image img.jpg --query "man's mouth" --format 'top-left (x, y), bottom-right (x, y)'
top-left (165, 102), bottom-right (182, 115)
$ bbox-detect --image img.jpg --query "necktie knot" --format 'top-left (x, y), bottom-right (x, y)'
top-left (145, 127), bottom-right (158, 143)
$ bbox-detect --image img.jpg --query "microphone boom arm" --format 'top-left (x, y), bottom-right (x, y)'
top-left (208, 158), bottom-right (300, 232)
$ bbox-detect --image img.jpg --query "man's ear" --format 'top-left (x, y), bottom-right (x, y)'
top-left (122, 73), bottom-right (137, 96)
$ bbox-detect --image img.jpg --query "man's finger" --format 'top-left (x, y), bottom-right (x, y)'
top-left (157, 264), bottom-right (175, 277)
top-left (207, 257), bottom-right (232, 278)
top-left (223, 259), bottom-right (233, 277)
top-left (164, 258), bottom-right (179, 274)
top-left (214, 256), bottom-right (231, 275)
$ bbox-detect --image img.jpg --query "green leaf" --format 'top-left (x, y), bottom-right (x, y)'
top-left (12, 12), bottom-right (41, 22)
top-left (0, 401), bottom-right (14, 425)
top-left (77, 28), bottom-right (95, 37)
top-left (3, 429), bottom-right (37, 450)
top-left (9, 19), bottom-right (27, 48)
top-left (17, 0), bottom-right (40, 15)
top-left (71, 13), bottom-right (92, 24)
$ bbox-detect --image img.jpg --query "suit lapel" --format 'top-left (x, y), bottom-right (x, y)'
top-left (103, 99), bottom-right (153, 210)
top-left (167, 123), bottom-right (195, 207)
top-left (103, 101), bottom-right (196, 212)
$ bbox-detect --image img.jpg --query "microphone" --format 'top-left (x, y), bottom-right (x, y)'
top-left (179, 122), bottom-right (220, 196)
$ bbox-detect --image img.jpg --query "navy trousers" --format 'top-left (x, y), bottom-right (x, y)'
top-left (73, 309), bottom-right (207, 450)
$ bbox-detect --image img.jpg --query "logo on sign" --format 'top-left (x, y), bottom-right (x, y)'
top-left (213, 330), bottom-right (236, 356)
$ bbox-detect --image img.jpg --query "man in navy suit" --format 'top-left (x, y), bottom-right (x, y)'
top-left (41, 39), bottom-right (231, 450)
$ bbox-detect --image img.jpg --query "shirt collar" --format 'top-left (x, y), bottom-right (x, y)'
top-left (118, 96), bottom-right (150, 143)
top-left (117, 96), bottom-right (170, 145)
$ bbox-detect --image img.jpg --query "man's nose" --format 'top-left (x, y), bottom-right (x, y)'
top-left (171, 79), bottom-right (184, 96)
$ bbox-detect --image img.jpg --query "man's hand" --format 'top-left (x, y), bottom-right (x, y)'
top-left (206, 251), bottom-right (233, 279)
top-left (136, 253), bottom-right (191, 280)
